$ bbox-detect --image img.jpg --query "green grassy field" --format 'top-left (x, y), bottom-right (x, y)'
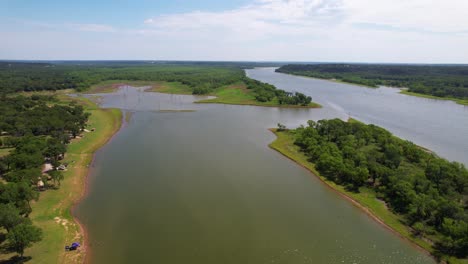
top-left (196, 83), bottom-right (321, 108)
top-left (0, 97), bottom-right (122, 264)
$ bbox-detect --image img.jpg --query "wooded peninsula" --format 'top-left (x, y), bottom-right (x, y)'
top-left (271, 119), bottom-right (468, 263)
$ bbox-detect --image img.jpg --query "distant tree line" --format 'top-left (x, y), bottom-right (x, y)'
top-left (0, 62), bottom-right (312, 106)
top-left (0, 95), bottom-right (90, 258)
top-left (277, 64), bottom-right (468, 100)
top-left (293, 119), bottom-right (468, 257)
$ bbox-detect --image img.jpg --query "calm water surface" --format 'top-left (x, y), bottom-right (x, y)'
top-left (75, 84), bottom-right (436, 264)
top-left (247, 68), bottom-right (468, 165)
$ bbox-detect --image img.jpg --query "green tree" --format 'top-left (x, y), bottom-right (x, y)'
top-left (0, 203), bottom-right (23, 232)
top-left (49, 170), bottom-right (64, 187)
top-left (6, 223), bottom-right (42, 257)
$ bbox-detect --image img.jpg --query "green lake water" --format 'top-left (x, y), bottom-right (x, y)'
top-left (75, 86), bottom-right (435, 263)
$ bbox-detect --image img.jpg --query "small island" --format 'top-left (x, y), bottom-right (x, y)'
top-left (270, 119), bottom-right (468, 263)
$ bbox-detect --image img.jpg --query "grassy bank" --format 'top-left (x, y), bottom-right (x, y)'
top-left (195, 84), bottom-right (321, 108)
top-left (0, 96), bottom-right (122, 263)
top-left (145, 81), bottom-right (321, 108)
top-left (268, 129), bottom-right (448, 261)
top-left (400, 90), bottom-right (468, 106)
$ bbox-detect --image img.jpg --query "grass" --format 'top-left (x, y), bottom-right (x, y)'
top-left (0, 148), bottom-right (14, 158)
top-left (0, 96), bottom-right (122, 263)
top-left (268, 129), bottom-right (442, 261)
top-left (400, 90), bottom-right (468, 106)
top-left (196, 83), bottom-right (321, 108)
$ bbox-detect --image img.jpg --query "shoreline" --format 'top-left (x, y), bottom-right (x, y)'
top-left (399, 90), bottom-right (468, 106)
top-left (19, 94), bottom-right (124, 263)
top-left (193, 99), bottom-right (321, 108)
top-left (87, 80), bottom-right (322, 109)
top-left (70, 108), bottom-right (126, 264)
top-left (276, 70), bottom-right (468, 106)
top-left (275, 70), bottom-right (376, 89)
top-left (267, 129), bottom-right (437, 262)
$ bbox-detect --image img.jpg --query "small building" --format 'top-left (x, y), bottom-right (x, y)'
top-left (37, 180), bottom-right (45, 191)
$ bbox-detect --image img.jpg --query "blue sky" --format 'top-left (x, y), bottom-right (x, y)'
top-left (1, 0), bottom-right (468, 63)
top-left (1, 0), bottom-right (250, 27)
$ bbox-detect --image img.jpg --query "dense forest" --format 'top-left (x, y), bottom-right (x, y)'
top-left (0, 61), bottom-right (310, 106)
top-left (276, 64), bottom-right (468, 100)
top-left (0, 95), bottom-right (90, 257)
top-left (291, 119), bottom-right (468, 257)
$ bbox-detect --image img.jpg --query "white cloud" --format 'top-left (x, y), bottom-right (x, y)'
top-left (142, 0), bottom-right (468, 37)
top-left (344, 0), bottom-right (468, 33)
top-left (1, 0), bottom-right (468, 62)
top-left (143, 0), bottom-right (344, 40)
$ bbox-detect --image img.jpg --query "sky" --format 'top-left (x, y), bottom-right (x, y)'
top-left (1, 0), bottom-right (468, 63)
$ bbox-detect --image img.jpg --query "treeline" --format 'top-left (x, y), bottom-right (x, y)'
top-left (292, 119), bottom-right (468, 257)
top-left (0, 62), bottom-right (312, 106)
top-left (277, 64), bottom-right (468, 100)
top-left (0, 95), bottom-right (90, 257)
top-left (243, 78), bottom-right (312, 106)
top-left (0, 62), bottom-right (244, 93)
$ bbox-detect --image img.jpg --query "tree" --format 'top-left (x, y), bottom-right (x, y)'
top-left (0, 203), bottom-right (23, 232)
top-left (49, 170), bottom-right (64, 187)
top-left (277, 123), bottom-right (287, 131)
top-left (6, 223), bottom-right (42, 257)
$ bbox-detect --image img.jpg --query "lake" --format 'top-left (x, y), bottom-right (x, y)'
top-left (75, 82), bottom-right (436, 263)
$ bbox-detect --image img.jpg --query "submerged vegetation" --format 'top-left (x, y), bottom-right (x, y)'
top-left (277, 64), bottom-right (468, 104)
top-left (273, 119), bottom-right (468, 261)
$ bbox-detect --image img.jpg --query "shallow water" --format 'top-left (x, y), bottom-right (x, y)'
top-left (75, 84), bottom-right (435, 264)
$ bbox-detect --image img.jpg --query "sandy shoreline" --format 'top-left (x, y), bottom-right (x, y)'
top-left (69, 108), bottom-right (125, 263)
